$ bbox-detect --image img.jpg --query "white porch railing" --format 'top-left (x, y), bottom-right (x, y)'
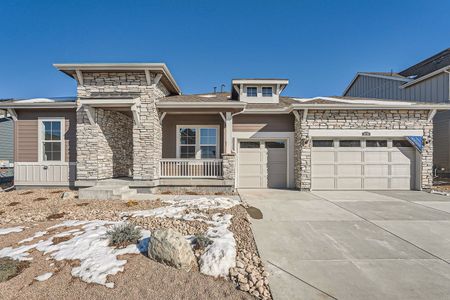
top-left (160, 159), bottom-right (223, 178)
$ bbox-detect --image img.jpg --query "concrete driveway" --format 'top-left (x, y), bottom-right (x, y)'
top-left (239, 189), bottom-right (450, 300)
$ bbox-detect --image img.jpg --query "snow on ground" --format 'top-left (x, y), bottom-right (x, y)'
top-left (0, 220), bottom-right (150, 288)
top-left (124, 196), bottom-right (241, 278)
top-left (35, 272), bottom-right (53, 281)
top-left (0, 226), bottom-right (24, 236)
top-left (19, 231), bottom-right (47, 244)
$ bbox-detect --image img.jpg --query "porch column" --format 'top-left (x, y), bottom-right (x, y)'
top-left (225, 112), bottom-right (233, 153)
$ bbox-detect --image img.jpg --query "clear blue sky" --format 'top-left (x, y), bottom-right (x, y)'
top-left (1, 0), bottom-right (449, 99)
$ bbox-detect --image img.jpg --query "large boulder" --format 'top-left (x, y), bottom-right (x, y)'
top-left (148, 228), bottom-right (197, 271)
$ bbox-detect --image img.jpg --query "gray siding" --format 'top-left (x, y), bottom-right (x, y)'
top-left (346, 73), bottom-right (450, 103)
top-left (434, 111), bottom-right (450, 169)
top-left (0, 117), bottom-right (14, 162)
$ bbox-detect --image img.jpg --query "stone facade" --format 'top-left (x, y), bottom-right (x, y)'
top-left (294, 110), bottom-right (433, 191)
top-left (76, 72), bottom-right (169, 181)
top-left (222, 153), bottom-right (236, 181)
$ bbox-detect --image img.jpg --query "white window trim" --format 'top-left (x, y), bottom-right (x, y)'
top-left (176, 125), bottom-right (220, 159)
top-left (38, 117), bottom-right (65, 163)
top-left (246, 86), bottom-right (258, 97)
top-left (262, 86), bottom-right (273, 97)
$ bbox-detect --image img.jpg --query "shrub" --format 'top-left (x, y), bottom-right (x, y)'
top-left (0, 258), bottom-right (30, 283)
top-left (126, 200), bottom-right (139, 207)
top-left (106, 223), bottom-right (142, 248)
top-left (192, 234), bottom-right (213, 250)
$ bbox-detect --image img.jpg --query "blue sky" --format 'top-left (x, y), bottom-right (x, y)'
top-left (0, 0), bottom-right (449, 99)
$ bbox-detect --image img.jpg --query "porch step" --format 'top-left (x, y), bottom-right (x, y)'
top-left (78, 185), bottom-right (137, 200)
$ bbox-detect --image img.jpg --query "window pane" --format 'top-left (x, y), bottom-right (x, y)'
top-left (312, 140), bottom-right (334, 147)
top-left (366, 140), bottom-right (387, 147)
top-left (180, 128), bottom-right (196, 145)
top-left (393, 140), bottom-right (412, 147)
top-left (201, 146), bottom-right (216, 158)
top-left (339, 140), bottom-right (361, 147)
top-left (265, 141), bottom-right (285, 148)
top-left (240, 141), bottom-right (260, 148)
top-left (247, 87), bottom-right (257, 97)
top-left (180, 146), bottom-right (196, 158)
top-left (43, 141), bottom-right (62, 161)
top-left (262, 87), bottom-right (273, 97)
top-left (51, 122), bottom-right (61, 140)
top-left (200, 128), bottom-right (217, 145)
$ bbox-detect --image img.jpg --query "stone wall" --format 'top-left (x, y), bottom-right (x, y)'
top-left (294, 110), bottom-right (433, 191)
top-left (76, 71), bottom-right (169, 181)
top-left (222, 153), bottom-right (236, 182)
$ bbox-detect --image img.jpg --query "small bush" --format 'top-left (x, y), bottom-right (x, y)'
top-left (0, 258), bottom-right (30, 283)
top-left (106, 223), bottom-right (142, 248)
top-left (47, 212), bottom-right (65, 220)
top-left (192, 234), bottom-right (213, 250)
top-left (126, 200), bottom-right (139, 207)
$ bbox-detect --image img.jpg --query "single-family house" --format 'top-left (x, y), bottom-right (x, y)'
top-left (1, 63), bottom-right (449, 196)
top-left (343, 48), bottom-right (450, 172)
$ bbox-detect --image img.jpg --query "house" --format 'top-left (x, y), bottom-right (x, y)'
top-left (343, 48), bottom-right (450, 172)
top-left (0, 63), bottom-right (449, 195)
top-left (0, 110), bottom-right (14, 179)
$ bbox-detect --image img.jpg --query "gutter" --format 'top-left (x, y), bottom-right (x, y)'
top-left (289, 103), bottom-right (450, 110)
top-left (156, 102), bottom-right (247, 109)
top-left (400, 66), bottom-right (450, 89)
top-left (0, 102), bottom-right (77, 109)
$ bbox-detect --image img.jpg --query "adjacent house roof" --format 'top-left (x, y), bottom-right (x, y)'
top-left (0, 97), bottom-right (76, 108)
top-left (399, 48), bottom-right (450, 79)
top-left (53, 63), bottom-right (181, 95)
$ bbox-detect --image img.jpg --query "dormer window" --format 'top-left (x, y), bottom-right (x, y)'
top-left (247, 87), bottom-right (257, 97)
top-left (262, 87), bottom-right (273, 97)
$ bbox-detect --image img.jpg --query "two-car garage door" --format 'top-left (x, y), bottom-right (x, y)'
top-left (311, 139), bottom-right (417, 190)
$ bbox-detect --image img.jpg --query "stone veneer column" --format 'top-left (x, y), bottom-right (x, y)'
top-left (294, 109), bottom-right (434, 191)
top-left (222, 153), bottom-right (236, 184)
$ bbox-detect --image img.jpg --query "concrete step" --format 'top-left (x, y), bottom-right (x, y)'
top-left (78, 185), bottom-right (135, 200)
top-left (120, 189), bottom-right (138, 200)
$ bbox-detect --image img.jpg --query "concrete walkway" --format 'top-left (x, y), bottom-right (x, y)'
top-left (239, 189), bottom-right (450, 300)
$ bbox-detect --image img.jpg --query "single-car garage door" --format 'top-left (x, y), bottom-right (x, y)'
top-left (238, 140), bottom-right (287, 188)
top-left (311, 139), bottom-right (416, 190)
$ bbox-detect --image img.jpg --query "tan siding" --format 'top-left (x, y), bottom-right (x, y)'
top-left (233, 114), bottom-right (294, 132)
top-left (162, 114), bottom-right (224, 158)
top-left (15, 109), bottom-right (77, 162)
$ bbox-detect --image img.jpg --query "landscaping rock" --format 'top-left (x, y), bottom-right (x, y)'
top-left (148, 228), bottom-right (197, 271)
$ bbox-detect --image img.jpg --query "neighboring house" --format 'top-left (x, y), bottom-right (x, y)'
top-left (1, 63), bottom-right (449, 193)
top-left (0, 110), bottom-right (14, 165)
top-left (343, 48), bottom-right (450, 171)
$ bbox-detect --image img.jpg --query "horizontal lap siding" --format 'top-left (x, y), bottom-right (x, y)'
top-left (15, 109), bottom-right (77, 162)
top-left (233, 114), bottom-right (295, 132)
top-left (0, 118), bottom-right (14, 162)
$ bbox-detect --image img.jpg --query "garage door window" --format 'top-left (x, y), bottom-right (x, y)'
top-left (265, 141), bottom-right (285, 148)
top-left (240, 141), bottom-right (260, 148)
top-left (339, 140), bottom-right (361, 147)
top-left (366, 140), bottom-right (387, 147)
top-left (313, 140), bottom-right (334, 147)
top-left (393, 140), bottom-right (412, 147)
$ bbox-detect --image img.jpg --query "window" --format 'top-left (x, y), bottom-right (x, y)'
top-left (40, 119), bottom-right (63, 161)
top-left (262, 87), bottom-right (273, 97)
top-left (339, 140), bottom-right (361, 147)
top-left (366, 140), bottom-right (387, 147)
top-left (265, 141), bottom-right (285, 148)
top-left (246, 87), bottom-right (257, 97)
top-left (393, 140), bottom-right (412, 147)
top-left (177, 126), bottom-right (219, 159)
top-left (240, 141), bottom-right (260, 148)
top-left (313, 140), bottom-right (334, 147)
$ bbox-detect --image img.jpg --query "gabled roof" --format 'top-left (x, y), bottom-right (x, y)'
top-left (342, 72), bottom-right (411, 96)
top-left (54, 63), bottom-right (181, 95)
top-left (399, 48), bottom-right (450, 79)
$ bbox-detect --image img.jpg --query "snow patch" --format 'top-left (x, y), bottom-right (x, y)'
top-left (199, 94), bottom-right (216, 98)
top-left (35, 272), bottom-right (53, 281)
top-left (18, 98), bottom-right (56, 103)
top-left (0, 226), bottom-right (24, 236)
top-left (19, 231), bottom-right (47, 244)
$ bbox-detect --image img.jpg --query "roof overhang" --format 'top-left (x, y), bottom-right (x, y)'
top-left (53, 63), bottom-right (181, 95)
top-left (400, 65), bottom-right (450, 89)
top-left (0, 101), bottom-right (76, 109)
top-left (156, 101), bottom-right (246, 113)
top-left (231, 79), bottom-right (289, 85)
top-left (291, 103), bottom-right (450, 110)
top-left (78, 98), bottom-right (136, 108)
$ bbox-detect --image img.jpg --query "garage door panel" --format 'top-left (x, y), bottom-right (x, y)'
top-left (391, 164), bottom-right (412, 176)
top-left (364, 178), bottom-right (389, 189)
top-left (337, 152), bottom-right (362, 163)
top-left (337, 178), bottom-right (362, 189)
top-left (391, 151), bottom-right (414, 163)
top-left (239, 165), bottom-right (265, 176)
top-left (268, 164), bottom-right (287, 174)
top-left (239, 152), bottom-right (265, 162)
top-left (312, 164), bottom-right (334, 176)
top-left (390, 177), bottom-right (411, 189)
top-left (239, 177), bottom-right (264, 188)
top-left (312, 151), bottom-right (335, 163)
top-left (365, 165), bottom-right (389, 176)
top-left (337, 164), bottom-right (362, 176)
top-left (365, 151), bottom-right (389, 162)
top-left (312, 178), bottom-right (335, 190)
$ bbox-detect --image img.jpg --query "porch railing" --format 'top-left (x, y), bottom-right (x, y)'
top-left (160, 159), bottom-right (223, 178)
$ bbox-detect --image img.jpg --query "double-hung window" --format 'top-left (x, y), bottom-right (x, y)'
top-left (39, 119), bottom-right (64, 162)
top-left (178, 126), bottom-right (219, 159)
top-left (262, 87), bottom-right (273, 97)
top-left (246, 87), bottom-right (257, 97)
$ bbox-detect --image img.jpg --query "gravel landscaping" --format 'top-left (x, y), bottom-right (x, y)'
top-left (0, 189), bottom-right (271, 300)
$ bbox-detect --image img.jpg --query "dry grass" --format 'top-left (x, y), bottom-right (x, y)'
top-left (33, 197), bottom-right (48, 202)
top-left (52, 235), bottom-right (72, 245)
top-left (125, 200), bottom-right (139, 207)
top-left (7, 202), bottom-right (20, 207)
top-left (76, 203), bottom-right (89, 207)
top-left (46, 212), bottom-right (66, 220)
top-left (0, 258), bottom-right (30, 283)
